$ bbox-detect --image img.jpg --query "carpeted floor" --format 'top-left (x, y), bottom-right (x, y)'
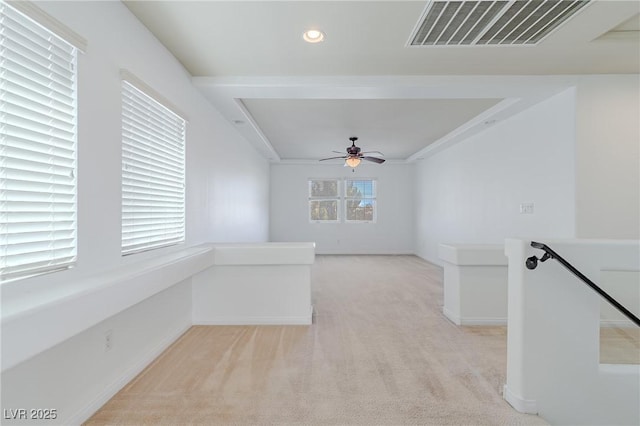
top-left (86, 255), bottom-right (549, 425)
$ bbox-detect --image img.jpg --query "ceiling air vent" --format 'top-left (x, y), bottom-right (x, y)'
top-left (409, 0), bottom-right (591, 46)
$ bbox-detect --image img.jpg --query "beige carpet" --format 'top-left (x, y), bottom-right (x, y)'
top-left (600, 326), bottom-right (640, 364)
top-left (86, 255), bottom-right (548, 425)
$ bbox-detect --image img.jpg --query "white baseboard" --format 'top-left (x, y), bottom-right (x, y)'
top-left (68, 322), bottom-right (191, 425)
top-left (460, 317), bottom-right (507, 326)
top-left (195, 316), bottom-right (312, 325)
top-left (443, 307), bottom-right (461, 325)
top-left (600, 319), bottom-right (635, 328)
top-left (315, 250), bottom-right (415, 255)
top-left (443, 308), bottom-right (506, 326)
top-left (503, 384), bottom-right (537, 414)
top-left (194, 305), bottom-right (313, 326)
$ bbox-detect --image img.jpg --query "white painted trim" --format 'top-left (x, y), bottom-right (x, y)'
top-left (195, 306), bottom-right (313, 326)
top-left (279, 159), bottom-right (407, 165)
top-left (1, 246), bottom-right (213, 372)
top-left (7, 0), bottom-right (87, 52)
top-left (212, 242), bottom-right (315, 265)
top-left (599, 319), bottom-right (636, 328)
top-left (315, 250), bottom-right (415, 255)
top-left (121, 69), bottom-right (188, 122)
top-left (67, 323), bottom-right (191, 426)
top-left (3, 242), bottom-right (317, 371)
top-left (408, 98), bottom-right (521, 161)
top-left (415, 253), bottom-right (444, 267)
top-left (195, 317), bottom-right (312, 325)
top-left (460, 317), bottom-right (507, 326)
top-left (444, 308), bottom-right (506, 326)
top-left (193, 75), bottom-right (580, 163)
top-left (503, 384), bottom-right (538, 414)
top-left (234, 98), bottom-right (280, 161)
top-left (599, 363), bottom-right (640, 375)
top-left (442, 307), bottom-right (461, 325)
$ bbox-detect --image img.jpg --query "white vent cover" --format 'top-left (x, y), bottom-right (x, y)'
top-left (409, 0), bottom-right (591, 46)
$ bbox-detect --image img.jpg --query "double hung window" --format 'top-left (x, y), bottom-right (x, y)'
top-left (308, 179), bottom-right (339, 222)
top-left (345, 179), bottom-right (376, 222)
top-left (308, 178), bottom-right (376, 223)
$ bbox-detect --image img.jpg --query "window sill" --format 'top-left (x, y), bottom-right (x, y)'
top-left (1, 245), bottom-right (214, 372)
top-left (1, 242), bottom-right (316, 372)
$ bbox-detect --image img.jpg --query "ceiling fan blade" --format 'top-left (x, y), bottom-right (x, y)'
top-left (361, 151), bottom-right (384, 156)
top-left (322, 137), bottom-right (383, 164)
top-left (361, 156), bottom-right (385, 164)
top-left (319, 156), bottom-right (347, 161)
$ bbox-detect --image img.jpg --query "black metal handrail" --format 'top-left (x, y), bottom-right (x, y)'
top-left (526, 241), bottom-right (640, 327)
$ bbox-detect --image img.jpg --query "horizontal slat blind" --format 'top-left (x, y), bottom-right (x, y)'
top-left (121, 80), bottom-right (185, 255)
top-left (1, 1), bottom-right (78, 281)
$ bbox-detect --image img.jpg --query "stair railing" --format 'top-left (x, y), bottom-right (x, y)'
top-left (526, 241), bottom-right (640, 327)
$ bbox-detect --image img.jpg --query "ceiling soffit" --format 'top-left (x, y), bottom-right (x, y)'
top-left (123, 1), bottom-right (639, 162)
top-left (242, 98), bottom-right (503, 160)
top-left (194, 75), bottom-right (582, 162)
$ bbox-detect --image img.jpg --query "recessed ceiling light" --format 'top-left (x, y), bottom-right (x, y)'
top-left (303, 29), bottom-right (325, 43)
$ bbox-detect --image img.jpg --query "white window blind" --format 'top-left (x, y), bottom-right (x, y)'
top-left (121, 80), bottom-right (185, 255)
top-left (0, 1), bottom-right (78, 282)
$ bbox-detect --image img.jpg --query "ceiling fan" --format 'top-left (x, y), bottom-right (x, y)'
top-left (319, 137), bottom-right (385, 169)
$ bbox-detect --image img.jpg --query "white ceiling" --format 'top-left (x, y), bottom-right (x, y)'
top-left (242, 98), bottom-right (501, 159)
top-left (124, 0), bottom-right (640, 163)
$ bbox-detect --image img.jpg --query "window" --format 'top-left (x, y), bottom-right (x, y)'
top-left (121, 77), bottom-right (186, 255)
top-left (0, 2), bottom-right (79, 282)
top-left (309, 179), bottom-right (339, 222)
top-left (308, 179), bottom-right (377, 223)
top-left (345, 179), bottom-right (376, 222)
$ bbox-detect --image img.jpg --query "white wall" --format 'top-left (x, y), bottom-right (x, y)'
top-left (575, 75), bottom-right (640, 239)
top-left (1, 1), bottom-right (269, 424)
top-left (270, 163), bottom-right (414, 254)
top-left (414, 88), bottom-right (577, 264)
top-left (1, 0), bottom-right (269, 300)
top-left (1, 281), bottom-right (192, 425)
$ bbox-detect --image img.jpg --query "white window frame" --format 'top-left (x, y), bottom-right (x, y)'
top-left (308, 179), bottom-right (340, 223)
top-left (344, 178), bottom-right (377, 223)
top-left (1, 1), bottom-right (83, 283)
top-left (121, 73), bottom-right (186, 256)
top-left (307, 178), bottom-right (378, 224)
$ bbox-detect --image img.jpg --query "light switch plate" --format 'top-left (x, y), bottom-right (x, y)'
top-left (520, 203), bottom-right (534, 214)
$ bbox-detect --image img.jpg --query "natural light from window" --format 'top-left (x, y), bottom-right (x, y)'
top-left (346, 179), bottom-right (376, 222)
top-left (0, 2), bottom-right (79, 282)
top-left (121, 79), bottom-right (186, 255)
top-left (308, 179), bottom-right (339, 222)
top-left (308, 179), bottom-right (376, 223)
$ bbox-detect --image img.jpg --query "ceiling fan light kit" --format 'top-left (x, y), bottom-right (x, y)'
top-left (320, 137), bottom-right (386, 171)
top-left (345, 157), bottom-right (361, 168)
